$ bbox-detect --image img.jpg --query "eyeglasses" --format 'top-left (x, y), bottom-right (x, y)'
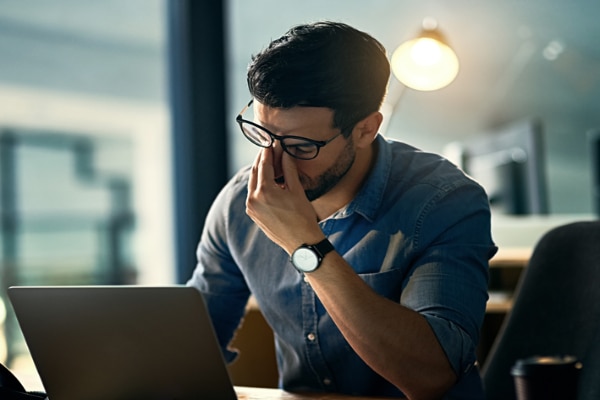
top-left (236, 99), bottom-right (342, 160)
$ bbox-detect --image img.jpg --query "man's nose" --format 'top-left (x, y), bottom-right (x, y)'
top-left (271, 139), bottom-right (285, 156)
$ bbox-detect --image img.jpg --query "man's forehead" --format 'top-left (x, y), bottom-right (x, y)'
top-left (253, 101), bottom-right (335, 134)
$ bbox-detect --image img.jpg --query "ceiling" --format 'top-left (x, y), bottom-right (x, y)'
top-left (0, 0), bottom-right (598, 213)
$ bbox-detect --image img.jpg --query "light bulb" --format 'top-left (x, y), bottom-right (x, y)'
top-left (391, 30), bottom-right (459, 91)
top-left (410, 38), bottom-right (443, 66)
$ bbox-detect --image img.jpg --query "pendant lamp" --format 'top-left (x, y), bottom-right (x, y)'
top-left (391, 18), bottom-right (459, 91)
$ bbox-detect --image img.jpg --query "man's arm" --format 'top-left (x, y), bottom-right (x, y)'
top-left (246, 148), bottom-right (459, 399)
top-left (307, 250), bottom-right (457, 399)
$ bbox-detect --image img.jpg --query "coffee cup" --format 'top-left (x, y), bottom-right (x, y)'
top-left (511, 355), bottom-right (582, 400)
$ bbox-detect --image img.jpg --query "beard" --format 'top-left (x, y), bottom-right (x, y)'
top-left (302, 135), bottom-right (356, 201)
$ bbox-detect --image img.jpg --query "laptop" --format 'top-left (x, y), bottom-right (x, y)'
top-left (8, 285), bottom-right (238, 400)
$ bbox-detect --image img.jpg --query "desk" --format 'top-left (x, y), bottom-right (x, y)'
top-left (235, 386), bottom-right (397, 399)
top-left (479, 246), bottom-right (531, 364)
top-left (486, 246), bottom-right (530, 313)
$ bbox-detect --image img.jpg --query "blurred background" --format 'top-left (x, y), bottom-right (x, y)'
top-left (1, 0), bottom-right (599, 387)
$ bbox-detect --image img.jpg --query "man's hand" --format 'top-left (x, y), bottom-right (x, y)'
top-left (246, 147), bottom-right (324, 254)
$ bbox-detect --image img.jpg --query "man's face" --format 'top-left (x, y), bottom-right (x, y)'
top-left (253, 101), bottom-right (356, 201)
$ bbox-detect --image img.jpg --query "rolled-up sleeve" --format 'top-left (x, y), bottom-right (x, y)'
top-left (401, 182), bottom-right (497, 377)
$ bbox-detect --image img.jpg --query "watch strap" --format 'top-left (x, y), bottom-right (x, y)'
top-left (311, 238), bottom-right (334, 258)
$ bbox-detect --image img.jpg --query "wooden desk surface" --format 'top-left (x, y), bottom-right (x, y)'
top-left (235, 386), bottom-right (398, 399)
top-left (489, 247), bottom-right (531, 268)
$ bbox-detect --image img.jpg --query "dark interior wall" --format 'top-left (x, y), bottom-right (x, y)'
top-left (168, 0), bottom-right (229, 283)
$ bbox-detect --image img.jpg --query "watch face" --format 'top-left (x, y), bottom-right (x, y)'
top-left (291, 247), bottom-right (319, 272)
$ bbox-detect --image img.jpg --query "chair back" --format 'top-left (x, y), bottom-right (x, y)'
top-left (482, 220), bottom-right (600, 399)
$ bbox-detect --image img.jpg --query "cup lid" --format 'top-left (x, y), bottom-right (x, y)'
top-left (511, 355), bottom-right (582, 377)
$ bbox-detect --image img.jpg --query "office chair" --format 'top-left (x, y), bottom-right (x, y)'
top-left (481, 220), bottom-right (600, 400)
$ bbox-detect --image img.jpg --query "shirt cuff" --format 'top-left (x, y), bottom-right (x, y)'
top-left (422, 314), bottom-right (478, 377)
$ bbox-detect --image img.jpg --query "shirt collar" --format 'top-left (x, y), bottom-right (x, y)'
top-left (336, 134), bottom-right (391, 222)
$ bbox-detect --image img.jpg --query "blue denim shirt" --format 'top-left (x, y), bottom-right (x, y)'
top-left (188, 135), bottom-right (497, 399)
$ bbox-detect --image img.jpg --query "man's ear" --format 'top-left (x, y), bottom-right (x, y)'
top-left (352, 111), bottom-right (383, 148)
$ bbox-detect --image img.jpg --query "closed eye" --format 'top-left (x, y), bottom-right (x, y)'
top-left (285, 143), bottom-right (317, 156)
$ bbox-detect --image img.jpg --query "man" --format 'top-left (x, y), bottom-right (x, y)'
top-left (188, 21), bottom-right (496, 399)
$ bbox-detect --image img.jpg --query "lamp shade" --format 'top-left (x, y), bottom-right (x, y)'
top-left (391, 26), bottom-right (459, 91)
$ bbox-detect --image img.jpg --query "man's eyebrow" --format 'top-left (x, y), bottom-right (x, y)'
top-left (255, 120), bottom-right (309, 137)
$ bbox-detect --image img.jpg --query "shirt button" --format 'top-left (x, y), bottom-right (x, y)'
top-left (307, 333), bottom-right (316, 341)
top-left (323, 378), bottom-right (332, 385)
top-left (303, 275), bottom-right (309, 283)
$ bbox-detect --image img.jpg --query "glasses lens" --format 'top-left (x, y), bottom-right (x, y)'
top-left (281, 138), bottom-right (319, 160)
top-left (240, 121), bottom-right (272, 147)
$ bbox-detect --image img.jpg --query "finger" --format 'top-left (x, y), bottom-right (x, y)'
top-left (257, 146), bottom-right (278, 188)
top-left (281, 152), bottom-right (302, 192)
top-left (247, 150), bottom-right (261, 194)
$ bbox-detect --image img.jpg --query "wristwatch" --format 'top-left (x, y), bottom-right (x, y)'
top-left (290, 238), bottom-right (334, 273)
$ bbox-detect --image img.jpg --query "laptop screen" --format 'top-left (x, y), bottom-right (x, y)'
top-left (8, 285), bottom-right (237, 400)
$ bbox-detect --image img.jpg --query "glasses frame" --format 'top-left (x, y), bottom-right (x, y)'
top-left (236, 99), bottom-right (342, 160)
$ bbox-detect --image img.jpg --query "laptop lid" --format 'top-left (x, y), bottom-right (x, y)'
top-left (8, 285), bottom-right (237, 400)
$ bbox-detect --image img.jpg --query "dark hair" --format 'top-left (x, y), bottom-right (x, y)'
top-left (247, 21), bottom-right (390, 137)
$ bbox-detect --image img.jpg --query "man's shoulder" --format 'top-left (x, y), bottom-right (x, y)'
top-left (229, 165), bottom-right (252, 186)
top-left (385, 138), bottom-right (477, 192)
top-left (221, 166), bottom-right (251, 196)
top-left (208, 166), bottom-right (251, 217)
